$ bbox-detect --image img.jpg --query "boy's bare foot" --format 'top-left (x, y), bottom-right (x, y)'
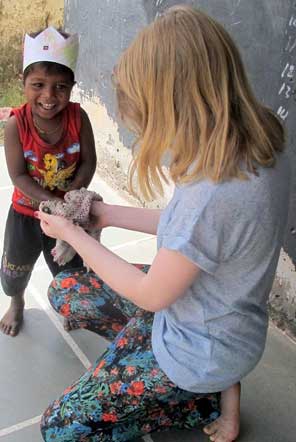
top-left (0, 294), bottom-right (25, 337)
top-left (203, 383), bottom-right (240, 442)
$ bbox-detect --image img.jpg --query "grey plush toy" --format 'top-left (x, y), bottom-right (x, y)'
top-left (39, 188), bottom-right (102, 267)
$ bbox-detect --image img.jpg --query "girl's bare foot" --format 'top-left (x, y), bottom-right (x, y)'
top-left (203, 415), bottom-right (240, 441)
top-left (0, 294), bottom-right (24, 337)
top-left (203, 383), bottom-right (240, 442)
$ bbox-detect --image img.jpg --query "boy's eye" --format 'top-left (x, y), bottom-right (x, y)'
top-left (56, 84), bottom-right (70, 91)
top-left (31, 83), bottom-right (43, 88)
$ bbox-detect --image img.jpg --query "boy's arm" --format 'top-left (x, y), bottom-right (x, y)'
top-left (67, 108), bottom-right (97, 190)
top-left (4, 116), bottom-right (58, 202)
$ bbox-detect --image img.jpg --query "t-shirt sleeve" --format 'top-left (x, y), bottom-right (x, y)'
top-left (160, 199), bottom-right (222, 274)
top-left (158, 184), bottom-right (247, 275)
top-left (159, 184), bottom-right (262, 275)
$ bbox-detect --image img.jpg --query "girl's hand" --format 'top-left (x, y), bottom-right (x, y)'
top-left (35, 211), bottom-right (77, 241)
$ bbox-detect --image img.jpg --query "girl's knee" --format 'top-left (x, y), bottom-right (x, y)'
top-left (47, 281), bottom-right (59, 311)
top-left (40, 405), bottom-right (54, 441)
top-left (40, 404), bottom-right (93, 442)
top-left (47, 278), bottom-right (69, 315)
top-left (48, 271), bottom-right (80, 315)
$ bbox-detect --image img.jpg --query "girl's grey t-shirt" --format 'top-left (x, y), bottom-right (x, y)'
top-left (152, 153), bottom-right (290, 393)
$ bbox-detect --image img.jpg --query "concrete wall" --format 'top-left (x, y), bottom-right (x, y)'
top-left (65, 0), bottom-right (295, 338)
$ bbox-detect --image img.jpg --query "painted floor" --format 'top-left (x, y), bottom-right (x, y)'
top-left (0, 147), bottom-right (295, 442)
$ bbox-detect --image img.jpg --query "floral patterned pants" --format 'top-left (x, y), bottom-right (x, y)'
top-left (41, 266), bottom-right (220, 442)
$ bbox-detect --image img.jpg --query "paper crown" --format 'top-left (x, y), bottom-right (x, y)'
top-left (23, 26), bottom-right (79, 73)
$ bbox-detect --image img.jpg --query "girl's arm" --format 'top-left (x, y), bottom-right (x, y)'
top-left (4, 116), bottom-right (57, 202)
top-left (37, 212), bottom-right (200, 312)
top-left (91, 201), bottom-right (162, 235)
top-left (66, 108), bottom-right (97, 190)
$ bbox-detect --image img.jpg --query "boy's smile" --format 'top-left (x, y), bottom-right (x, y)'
top-left (23, 67), bottom-right (74, 122)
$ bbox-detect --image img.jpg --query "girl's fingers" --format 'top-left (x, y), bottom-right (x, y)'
top-left (35, 211), bottom-right (58, 223)
top-left (34, 210), bottom-right (51, 221)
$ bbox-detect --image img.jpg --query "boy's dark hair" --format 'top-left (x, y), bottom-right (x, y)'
top-left (23, 61), bottom-right (75, 83)
top-left (23, 29), bottom-right (75, 83)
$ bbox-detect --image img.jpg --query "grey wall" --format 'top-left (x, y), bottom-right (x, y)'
top-left (65, 0), bottom-right (296, 264)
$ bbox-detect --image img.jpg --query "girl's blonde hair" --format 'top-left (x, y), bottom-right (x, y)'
top-left (114, 5), bottom-right (285, 200)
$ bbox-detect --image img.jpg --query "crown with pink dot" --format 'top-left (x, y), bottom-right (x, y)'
top-left (23, 26), bottom-right (79, 73)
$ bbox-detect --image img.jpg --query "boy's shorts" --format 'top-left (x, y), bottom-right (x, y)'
top-left (0, 206), bottom-right (84, 296)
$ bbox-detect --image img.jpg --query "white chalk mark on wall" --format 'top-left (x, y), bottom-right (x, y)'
top-left (277, 106), bottom-right (289, 120)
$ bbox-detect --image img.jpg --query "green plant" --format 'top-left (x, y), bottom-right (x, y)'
top-left (0, 79), bottom-right (24, 144)
top-left (0, 80), bottom-right (24, 107)
top-left (0, 34), bottom-right (23, 85)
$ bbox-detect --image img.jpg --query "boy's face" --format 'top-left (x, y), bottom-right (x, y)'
top-left (23, 66), bottom-right (74, 120)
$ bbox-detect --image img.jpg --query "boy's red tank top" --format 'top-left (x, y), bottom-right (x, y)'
top-left (11, 102), bottom-right (81, 217)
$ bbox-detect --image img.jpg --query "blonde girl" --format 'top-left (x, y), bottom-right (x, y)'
top-left (38, 5), bottom-right (290, 442)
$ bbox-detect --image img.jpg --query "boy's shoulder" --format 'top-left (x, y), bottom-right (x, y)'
top-left (10, 102), bottom-right (27, 116)
top-left (9, 103), bottom-right (31, 129)
top-left (67, 101), bottom-right (81, 110)
top-left (66, 101), bottom-right (83, 120)
top-left (4, 113), bottom-right (18, 135)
